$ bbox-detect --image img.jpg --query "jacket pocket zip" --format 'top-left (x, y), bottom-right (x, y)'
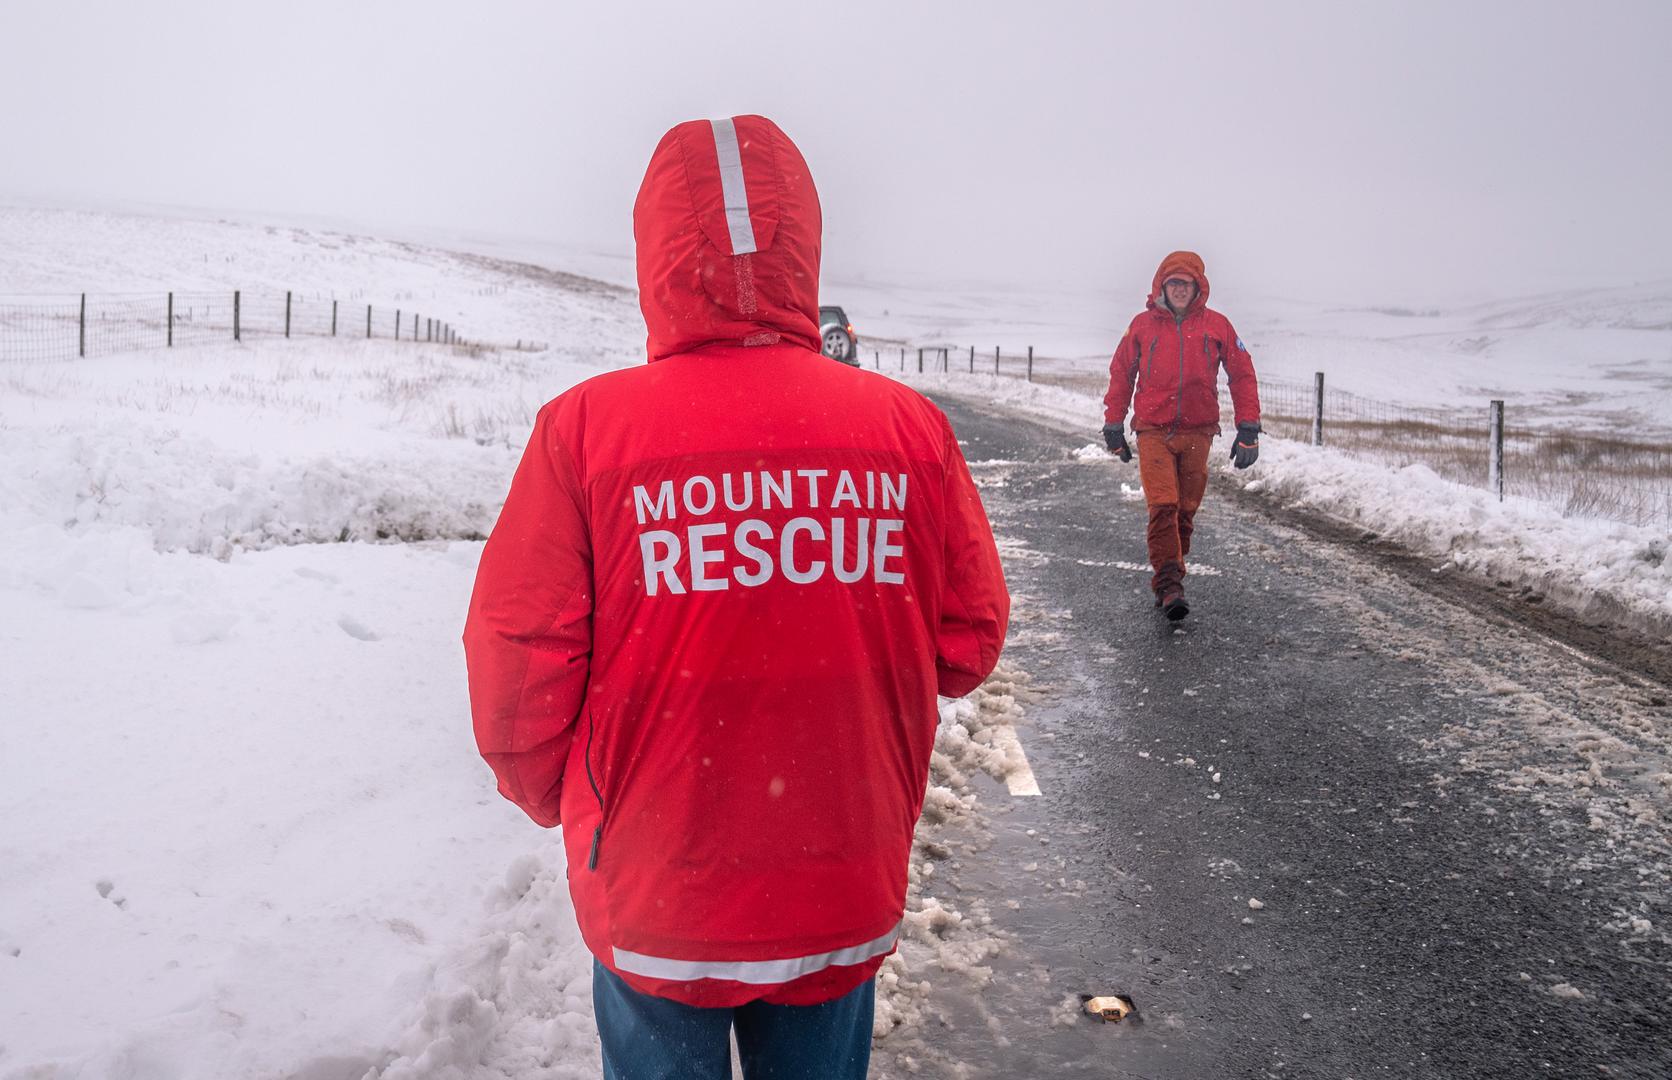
top-left (583, 713), bottom-right (605, 870)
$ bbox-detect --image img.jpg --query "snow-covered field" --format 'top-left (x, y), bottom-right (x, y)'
top-left (3, 203), bottom-right (1669, 1077)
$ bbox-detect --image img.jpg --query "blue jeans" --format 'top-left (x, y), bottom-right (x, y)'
top-left (592, 960), bottom-right (874, 1080)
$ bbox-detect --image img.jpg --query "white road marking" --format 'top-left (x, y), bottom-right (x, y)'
top-left (992, 723), bottom-right (1042, 796)
top-left (1078, 559), bottom-right (1223, 577)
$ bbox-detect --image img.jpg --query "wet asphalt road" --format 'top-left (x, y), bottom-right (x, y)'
top-left (877, 395), bottom-right (1672, 1080)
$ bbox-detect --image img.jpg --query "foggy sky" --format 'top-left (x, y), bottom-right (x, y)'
top-left (4, 0), bottom-right (1670, 305)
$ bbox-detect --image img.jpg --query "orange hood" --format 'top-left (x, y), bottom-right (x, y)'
top-left (633, 115), bottom-right (823, 362)
top-left (1146, 250), bottom-right (1210, 316)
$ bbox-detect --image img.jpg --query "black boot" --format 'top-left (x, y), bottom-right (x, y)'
top-left (1153, 561), bottom-right (1188, 621)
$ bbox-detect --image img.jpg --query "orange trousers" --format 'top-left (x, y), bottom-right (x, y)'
top-left (1136, 428), bottom-right (1213, 593)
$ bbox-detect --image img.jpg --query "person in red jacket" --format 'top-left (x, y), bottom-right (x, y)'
top-left (1102, 251), bottom-right (1261, 620)
top-left (462, 115), bottom-right (1009, 1079)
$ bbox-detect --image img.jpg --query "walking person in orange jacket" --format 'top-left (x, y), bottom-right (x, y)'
top-left (1102, 251), bottom-right (1261, 620)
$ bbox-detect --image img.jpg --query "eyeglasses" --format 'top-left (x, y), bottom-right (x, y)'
top-left (1163, 279), bottom-right (1194, 290)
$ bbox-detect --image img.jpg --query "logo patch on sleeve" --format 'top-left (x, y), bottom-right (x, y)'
top-left (1235, 337), bottom-right (1247, 352)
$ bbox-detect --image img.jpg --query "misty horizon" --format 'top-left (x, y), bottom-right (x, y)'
top-left (4, 0), bottom-right (1671, 307)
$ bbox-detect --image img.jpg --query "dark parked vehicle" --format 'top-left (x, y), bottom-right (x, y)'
top-left (818, 305), bottom-right (859, 366)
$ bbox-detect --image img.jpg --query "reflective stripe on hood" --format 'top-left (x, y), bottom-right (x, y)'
top-left (633, 114), bottom-right (822, 361)
top-left (709, 118), bottom-right (758, 255)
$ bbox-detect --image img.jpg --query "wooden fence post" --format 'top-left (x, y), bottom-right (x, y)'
top-left (1027, 345), bottom-right (1033, 382)
top-left (1489, 400), bottom-right (1505, 501)
top-left (79, 293), bottom-right (86, 357)
top-left (412, 312), bottom-right (418, 340)
top-left (331, 300), bottom-right (338, 337)
top-left (167, 292), bottom-right (173, 347)
top-left (994, 346), bottom-right (999, 375)
top-left (395, 309), bottom-right (401, 341)
top-left (234, 290), bottom-right (241, 342)
top-left (917, 347), bottom-right (923, 374)
top-left (285, 291), bottom-right (292, 339)
top-left (968, 345), bottom-right (974, 373)
top-left (1312, 372), bottom-right (1325, 446)
top-left (366, 304), bottom-right (372, 339)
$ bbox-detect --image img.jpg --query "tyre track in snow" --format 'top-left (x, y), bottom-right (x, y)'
top-left (884, 394), bottom-right (1672, 1080)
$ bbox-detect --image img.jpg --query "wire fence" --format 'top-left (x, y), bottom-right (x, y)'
top-left (874, 343), bottom-right (1672, 532)
top-left (0, 289), bottom-right (469, 363)
top-left (1256, 374), bottom-right (1672, 529)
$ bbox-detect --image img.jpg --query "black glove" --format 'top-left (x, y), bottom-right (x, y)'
top-left (1102, 424), bottom-right (1132, 462)
top-left (1229, 423), bottom-right (1260, 469)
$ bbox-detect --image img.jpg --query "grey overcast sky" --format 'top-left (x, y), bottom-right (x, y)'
top-left (3, 0), bottom-right (1670, 304)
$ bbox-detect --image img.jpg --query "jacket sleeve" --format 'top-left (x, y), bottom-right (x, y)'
top-left (462, 403), bottom-right (593, 828)
top-left (1103, 326), bottom-right (1140, 426)
top-left (934, 417), bottom-right (1010, 698)
top-left (1220, 317), bottom-right (1262, 428)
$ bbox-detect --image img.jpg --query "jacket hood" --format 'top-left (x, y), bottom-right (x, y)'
top-left (633, 115), bottom-right (822, 362)
top-left (1146, 250), bottom-right (1210, 316)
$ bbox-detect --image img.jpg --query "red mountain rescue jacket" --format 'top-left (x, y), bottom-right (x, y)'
top-left (463, 115), bottom-right (1010, 1008)
top-left (1103, 251), bottom-right (1261, 434)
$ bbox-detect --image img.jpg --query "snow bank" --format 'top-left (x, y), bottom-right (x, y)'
top-left (0, 337), bottom-right (624, 556)
top-left (364, 845), bottom-right (598, 1080)
top-left (0, 420), bottom-right (513, 556)
top-left (1238, 442), bottom-right (1672, 635)
top-left (875, 669), bottom-right (1032, 1039)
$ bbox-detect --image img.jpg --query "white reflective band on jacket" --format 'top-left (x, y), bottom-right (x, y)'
top-left (612, 924), bottom-right (899, 985)
top-left (709, 117), bottom-right (758, 256)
